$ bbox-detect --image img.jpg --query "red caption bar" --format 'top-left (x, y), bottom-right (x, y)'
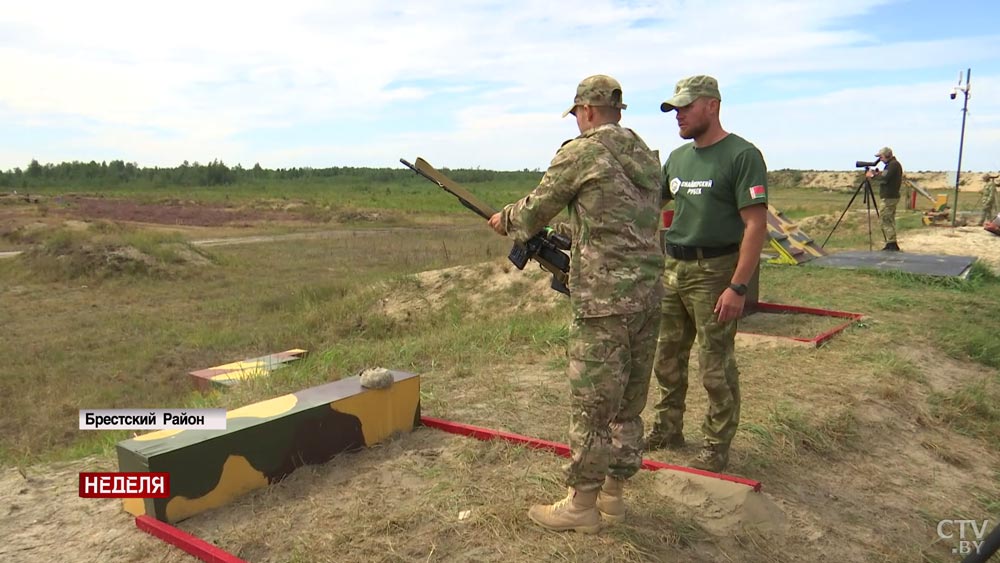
top-left (79, 472), bottom-right (170, 498)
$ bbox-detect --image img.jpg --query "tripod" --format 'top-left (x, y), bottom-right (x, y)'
top-left (821, 168), bottom-right (883, 251)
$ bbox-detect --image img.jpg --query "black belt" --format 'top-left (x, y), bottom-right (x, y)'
top-left (665, 243), bottom-right (739, 261)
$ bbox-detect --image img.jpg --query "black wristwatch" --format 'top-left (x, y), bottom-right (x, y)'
top-left (728, 283), bottom-right (748, 296)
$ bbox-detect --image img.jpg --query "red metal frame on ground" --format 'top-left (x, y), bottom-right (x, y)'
top-left (134, 414), bottom-right (763, 562)
top-left (135, 515), bottom-right (248, 563)
top-left (420, 416), bottom-right (762, 492)
top-left (745, 301), bottom-right (863, 347)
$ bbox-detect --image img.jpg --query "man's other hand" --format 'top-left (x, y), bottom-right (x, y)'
top-left (714, 289), bottom-right (746, 323)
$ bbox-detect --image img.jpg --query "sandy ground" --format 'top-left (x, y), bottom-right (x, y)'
top-left (0, 459), bottom-right (197, 563)
top-left (0, 429), bottom-right (789, 563)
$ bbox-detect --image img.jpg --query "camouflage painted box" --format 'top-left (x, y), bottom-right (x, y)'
top-left (117, 370), bottom-right (420, 523)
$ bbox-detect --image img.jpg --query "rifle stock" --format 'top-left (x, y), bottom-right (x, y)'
top-left (400, 157), bottom-right (571, 296)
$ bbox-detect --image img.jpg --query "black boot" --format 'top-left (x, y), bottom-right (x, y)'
top-left (882, 242), bottom-right (900, 251)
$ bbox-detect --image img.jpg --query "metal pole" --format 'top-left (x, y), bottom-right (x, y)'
top-left (952, 68), bottom-right (971, 227)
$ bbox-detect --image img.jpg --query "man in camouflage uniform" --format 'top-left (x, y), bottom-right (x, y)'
top-left (980, 173), bottom-right (999, 226)
top-left (646, 75), bottom-right (769, 473)
top-left (488, 75), bottom-right (663, 533)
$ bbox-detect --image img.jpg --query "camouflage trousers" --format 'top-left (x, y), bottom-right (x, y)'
top-left (880, 197), bottom-right (899, 243)
top-left (651, 252), bottom-right (741, 448)
top-left (980, 183), bottom-right (998, 224)
top-left (563, 308), bottom-right (659, 492)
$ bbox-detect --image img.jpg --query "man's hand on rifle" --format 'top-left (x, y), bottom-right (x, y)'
top-left (488, 212), bottom-right (507, 236)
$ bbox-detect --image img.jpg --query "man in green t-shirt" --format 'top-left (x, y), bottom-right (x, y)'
top-left (646, 75), bottom-right (769, 473)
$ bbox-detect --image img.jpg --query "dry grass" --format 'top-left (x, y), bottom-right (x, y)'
top-left (0, 224), bottom-right (512, 464)
top-left (175, 430), bottom-right (716, 563)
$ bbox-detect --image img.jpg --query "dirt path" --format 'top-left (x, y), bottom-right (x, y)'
top-left (0, 226), bottom-right (483, 259)
top-left (191, 226), bottom-right (480, 247)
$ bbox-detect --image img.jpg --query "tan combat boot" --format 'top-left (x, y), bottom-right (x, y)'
top-left (596, 476), bottom-right (626, 523)
top-left (689, 443), bottom-right (730, 473)
top-left (527, 487), bottom-right (602, 534)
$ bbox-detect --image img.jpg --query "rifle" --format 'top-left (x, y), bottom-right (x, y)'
top-left (400, 157), bottom-right (571, 296)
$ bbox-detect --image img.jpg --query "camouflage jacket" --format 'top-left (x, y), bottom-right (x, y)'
top-left (501, 123), bottom-right (664, 318)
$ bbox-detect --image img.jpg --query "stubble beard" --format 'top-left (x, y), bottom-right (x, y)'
top-left (678, 120), bottom-right (707, 140)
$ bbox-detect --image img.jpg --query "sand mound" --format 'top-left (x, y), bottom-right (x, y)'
top-left (380, 259), bottom-right (563, 322)
top-left (23, 242), bottom-right (212, 279)
top-left (799, 171), bottom-right (859, 191)
top-left (777, 170), bottom-right (992, 193)
top-left (652, 471), bottom-right (787, 536)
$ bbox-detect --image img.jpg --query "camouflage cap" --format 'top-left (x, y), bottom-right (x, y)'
top-left (562, 75), bottom-right (627, 118)
top-left (660, 75), bottom-right (722, 112)
top-left (875, 146), bottom-right (893, 158)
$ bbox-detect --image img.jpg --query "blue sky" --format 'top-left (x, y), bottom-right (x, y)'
top-left (1, 0), bottom-right (998, 172)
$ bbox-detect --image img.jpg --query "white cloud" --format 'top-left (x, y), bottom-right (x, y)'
top-left (1, 0), bottom-right (999, 171)
top-left (723, 75), bottom-right (1000, 172)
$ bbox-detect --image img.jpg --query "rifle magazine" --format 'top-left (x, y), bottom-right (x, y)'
top-left (508, 243), bottom-right (530, 270)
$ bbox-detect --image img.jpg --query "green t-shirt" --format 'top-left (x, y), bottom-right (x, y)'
top-left (662, 133), bottom-right (768, 247)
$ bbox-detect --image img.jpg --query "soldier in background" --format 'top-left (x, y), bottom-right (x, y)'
top-left (488, 75), bottom-right (663, 533)
top-left (868, 147), bottom-right (903, 251)
top-left (979, 173), bottom-right (999, 226)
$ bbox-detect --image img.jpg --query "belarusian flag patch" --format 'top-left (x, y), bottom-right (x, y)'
top-left (749, 185), bottom-right (765, 199)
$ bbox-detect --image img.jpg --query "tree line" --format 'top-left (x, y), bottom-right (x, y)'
top-left (3, 159), bottom-right (825, 191)
top-left (0, 159), bottom-right (544, 189)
